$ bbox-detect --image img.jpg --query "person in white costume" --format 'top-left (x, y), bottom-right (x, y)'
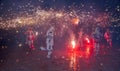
top-left (40, 27), bottom-right (54, 58)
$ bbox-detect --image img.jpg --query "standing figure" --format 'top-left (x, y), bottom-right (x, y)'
top-left (25, 28), bottom-right (35, 50)
top-left (104, 29), bottom-right (112, 47)
top-left (46, 27), bottom-right (54, 50)
top-left (40, 27), bottom-right (54, 58)
top-left (93, 26), bottom-right (102, 55)
top-left (78, 28), bottom-right (83, 48)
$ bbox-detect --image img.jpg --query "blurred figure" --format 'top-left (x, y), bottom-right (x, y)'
top-left (46, 27), bottom-right (54, 50)
top-left (25, 27), bottom-right (36, 50)
top-left (46, 27), bottom-right (54, 58)
top-left (93, 26), bottom-right (102, 55)
top-left (78, 28), bottom-right (83, 48)
top-left (40, 27), bottom-right (54, 58)
top-left (104, 29), bottom-right (112, 47)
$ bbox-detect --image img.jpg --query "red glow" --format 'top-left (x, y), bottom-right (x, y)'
top-left (85, 46), bottom-right (91, 58)
top-left (68, 51), bottom-right (78, 71)
top-left (67, 36), bottom-right (95, 59)
top-left (86, 47), bottom-right (90, 54)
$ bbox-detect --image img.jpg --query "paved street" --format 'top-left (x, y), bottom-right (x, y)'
top-left (0, 44), bottom-right (120, 71)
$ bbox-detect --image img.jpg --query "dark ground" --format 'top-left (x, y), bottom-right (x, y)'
top-left (0, 29), bottom-right (120, 71)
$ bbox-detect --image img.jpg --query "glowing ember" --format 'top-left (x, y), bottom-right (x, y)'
top-left (71, 18), bottom-right (80, 25)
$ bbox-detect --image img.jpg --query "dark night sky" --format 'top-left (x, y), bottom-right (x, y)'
top-left (0, 0), bottom-right (120, 12)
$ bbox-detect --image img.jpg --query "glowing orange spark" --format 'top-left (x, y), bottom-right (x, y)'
top-left (71, 18), bottom-right (80, 25)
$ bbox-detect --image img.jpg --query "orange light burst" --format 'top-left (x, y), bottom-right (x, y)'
top-left (71, 18), bottom-right (80, 25)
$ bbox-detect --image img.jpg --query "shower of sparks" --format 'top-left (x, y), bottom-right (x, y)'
top-left (0, 1), bottom-right (120, 38)
top-left (0, 7), bottom-right (114, 29)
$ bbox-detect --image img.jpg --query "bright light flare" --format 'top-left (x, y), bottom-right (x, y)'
top-left (71, 40), bottom-right (76, 49)
top-left (35, 32), bottom-right (38, 36)
top-left (85, 37), bottom-right (90, 43)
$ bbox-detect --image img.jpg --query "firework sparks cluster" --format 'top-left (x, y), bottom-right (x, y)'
top-left (0, 9), bottom-right (109, 29)
top-left (0, 0), bottom-right (120, 38)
